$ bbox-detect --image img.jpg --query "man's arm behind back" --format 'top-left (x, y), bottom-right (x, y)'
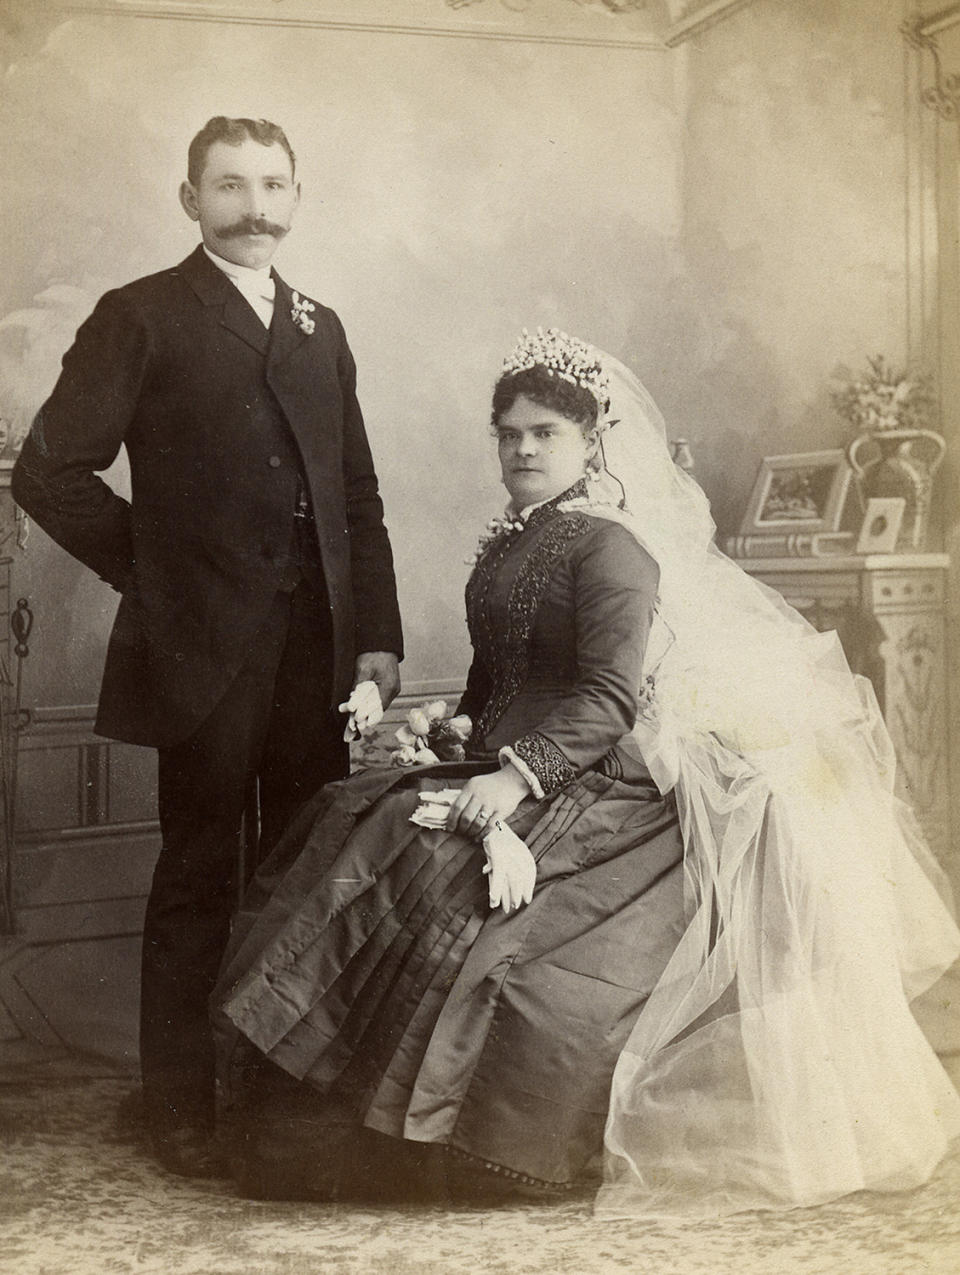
top-left (12, 289), bottom-right (143, 592)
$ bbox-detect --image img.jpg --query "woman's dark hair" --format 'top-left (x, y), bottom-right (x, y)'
top-left (491, 366), bottom-right (598, 434)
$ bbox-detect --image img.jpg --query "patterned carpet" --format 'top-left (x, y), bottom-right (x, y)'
top-left (2, 1065), bottom-right (959, 1275)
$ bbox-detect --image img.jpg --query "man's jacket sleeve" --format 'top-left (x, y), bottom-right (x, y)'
top-left (12, 289), bottom-right (143, 592)
top-left (333, 315), bottom-right (404, 660)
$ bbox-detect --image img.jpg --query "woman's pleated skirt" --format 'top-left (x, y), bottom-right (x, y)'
top-left (214, 760), bottom-right (685, 1192)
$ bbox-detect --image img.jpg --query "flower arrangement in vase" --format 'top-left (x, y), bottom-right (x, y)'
top-left (831, 356), bottom-right (944, 551)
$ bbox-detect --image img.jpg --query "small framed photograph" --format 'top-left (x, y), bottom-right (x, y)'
top-left (740, 450), bottom-right (853, 536)
top-left (855, 496), bottom-right (906, 554)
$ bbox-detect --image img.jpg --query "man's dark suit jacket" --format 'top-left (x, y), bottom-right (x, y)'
top-left (12, 246), bottom-right (403, 748)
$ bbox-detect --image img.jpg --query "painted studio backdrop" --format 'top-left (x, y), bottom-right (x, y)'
top-left (0, 0), bottom-right (957, 1062)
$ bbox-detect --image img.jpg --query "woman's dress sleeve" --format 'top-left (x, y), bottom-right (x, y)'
top-left (457, 656), bottom-right (492, 725)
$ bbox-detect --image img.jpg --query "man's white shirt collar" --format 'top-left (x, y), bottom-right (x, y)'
top-left (203, 246), bottom-right (275, 327)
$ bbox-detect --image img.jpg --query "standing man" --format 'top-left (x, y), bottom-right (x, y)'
top-left (12, 117), bottom-right (403, 1177)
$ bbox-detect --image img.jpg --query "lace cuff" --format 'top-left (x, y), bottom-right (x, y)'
top-left (509, 732), bottom-right (576, 796)
top-left (498, 747), bottom-right (545, 800)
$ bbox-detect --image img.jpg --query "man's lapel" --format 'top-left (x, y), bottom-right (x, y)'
top-left (266, 272), bottom-right (341, 479)
top-left (222, 287), bottom-right (270, 357)
top-left (178, 245), bottom-right (269, 357)
top-left (268, 273), bottom-right (311, 368)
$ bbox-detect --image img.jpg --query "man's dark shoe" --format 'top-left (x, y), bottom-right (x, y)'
top-left (150, 1124), bottom-right (227, 1179)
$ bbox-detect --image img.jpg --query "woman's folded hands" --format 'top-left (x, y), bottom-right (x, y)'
top-left (444, 766), bottom-right (531, 840)
top-left (409, 781), bottom-right (537, 914)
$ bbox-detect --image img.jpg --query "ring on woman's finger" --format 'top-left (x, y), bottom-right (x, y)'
top-left (478, 808), bottom-right (490, 821)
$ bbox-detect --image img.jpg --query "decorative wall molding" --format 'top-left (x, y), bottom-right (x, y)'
top-left (903, 7), bottom-right (960, 870)
top-left (26, 681), bottom-right (465, 737)
top-left (55, 0), bottom-right (669, 49)
top-left (446, 0), bottom-right (647, 11)
top-left (56, 0), bottom-right (764, 48)
top-left (919, 3), bottom-right (960, 39)
top-left (15, 678), bottom-right (467, 841)
top-left (664, 0), bottom-right (761, 48)
top-left (903, 18), bottom-right (939, 373)
top-left (903, 11), bottom-right (960, 123)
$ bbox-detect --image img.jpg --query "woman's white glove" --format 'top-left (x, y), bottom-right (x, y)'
top-left (408, 793), bottom-right (536, 913)
top-left (482, 820), bottom-right (536, 914)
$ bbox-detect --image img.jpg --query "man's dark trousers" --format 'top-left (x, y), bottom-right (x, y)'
top-left (140, 571), bottom-right (348, 1136)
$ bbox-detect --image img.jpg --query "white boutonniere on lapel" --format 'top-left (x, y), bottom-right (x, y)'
top-left (290, 291), bottom-right (316, 335)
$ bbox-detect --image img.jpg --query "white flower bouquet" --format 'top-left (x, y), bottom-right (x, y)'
top-left (392, 700), bottom-right (472, 766)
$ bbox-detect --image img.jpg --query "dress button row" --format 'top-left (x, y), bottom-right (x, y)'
top-left (268, 456), bottom-right (281, 468)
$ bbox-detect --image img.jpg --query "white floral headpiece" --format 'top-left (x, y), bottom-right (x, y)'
top-left (501, 326), bottom-right (611, 419)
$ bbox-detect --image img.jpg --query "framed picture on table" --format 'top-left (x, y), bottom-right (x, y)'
top-left (855, 497), bottom-right (906, 554)
top-left (740, 450), bottom-right (853, 537)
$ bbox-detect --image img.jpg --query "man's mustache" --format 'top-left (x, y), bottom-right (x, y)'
top-left (218, 218), bottom-right (288, 239)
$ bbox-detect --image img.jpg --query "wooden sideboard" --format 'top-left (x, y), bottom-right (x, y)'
top-left (736, 553), bottom-right (952, 863)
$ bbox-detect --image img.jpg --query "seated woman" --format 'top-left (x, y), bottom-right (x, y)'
top-left (214, 329), bottom-right (960, 1216)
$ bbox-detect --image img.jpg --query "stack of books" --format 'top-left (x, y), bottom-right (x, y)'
top-left (723, 531), bottom-right (856, 559)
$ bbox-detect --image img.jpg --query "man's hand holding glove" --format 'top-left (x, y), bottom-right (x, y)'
top-left (339, 680), bottom-right (384, 742)
top-left (340, 651), bottom-right (400, 742)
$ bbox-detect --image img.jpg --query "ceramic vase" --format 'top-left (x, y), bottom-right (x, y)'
top-left (846, 427), bottom-right (946, 551)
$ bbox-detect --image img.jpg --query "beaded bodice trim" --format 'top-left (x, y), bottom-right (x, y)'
top-left (466, 479), bottom-right (592, 749)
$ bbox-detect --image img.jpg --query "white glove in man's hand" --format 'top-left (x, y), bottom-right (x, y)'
top-left (482, 820), bottom-right (536, 914)
top-left (353, 651), bottom-right (401, 710)
top-left (339, 680), bottom-right (384, 742)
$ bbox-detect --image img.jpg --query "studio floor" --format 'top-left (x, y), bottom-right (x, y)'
top-left (1, 1040), bottom-right (959, 1275)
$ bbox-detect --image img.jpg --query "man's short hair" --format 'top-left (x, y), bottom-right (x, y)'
top-left (187, 116), bottom-right (296, 185)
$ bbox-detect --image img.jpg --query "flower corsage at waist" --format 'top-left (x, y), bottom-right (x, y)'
top-left (392, 700), bottom-right (473, 766)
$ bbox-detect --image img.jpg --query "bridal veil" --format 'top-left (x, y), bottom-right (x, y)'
top-left (557, 347), bottom-right (960, 1216)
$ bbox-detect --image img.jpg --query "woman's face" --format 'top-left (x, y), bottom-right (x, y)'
top-left (496, 395), bottom-right (595, 508)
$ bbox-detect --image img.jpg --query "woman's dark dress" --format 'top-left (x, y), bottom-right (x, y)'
top-left (213, 482), bottom-right (686, 1196)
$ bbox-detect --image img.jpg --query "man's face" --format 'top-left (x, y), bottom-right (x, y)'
top-left (179, 138), bottom-right (300, 269)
